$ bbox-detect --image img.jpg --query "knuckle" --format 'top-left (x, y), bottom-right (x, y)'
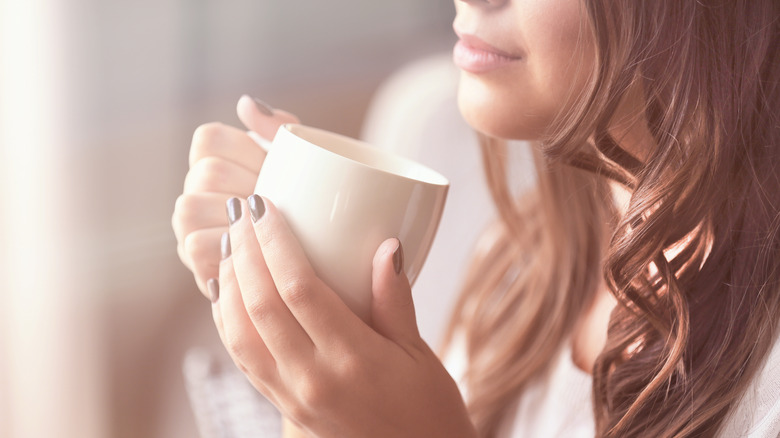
top-left (334, 354), bottom-right (363, 379)
top-left (243, 295), bottom-right (274, 322)
top-left (176, 243), bottom-right (190, 267)
top-left (190, 122), bottom-right (226, 165)
top-left (171, 195), bottom-right (185, 239)
top-left (173, 192), bottom-right (190, 213)
top-left (177, 194), bottom-right (228, 239)
top-left (277, 277), bottom-right (312, 308)
top-left (171, 194), bottom-right (194, 237)
top-left (182, 231), bottom-right (206, 259)
top-left (183, 230), bottom-right (218, 265)
top-left (184, 156), bottom-right (231, 193)
top-left (172, 193), bottom-right (187, 217)
top-left (223, 328), bottom-right (249, 361)
top-left (296, 374), bottom-right (332, 411)
top-left (193, 122), bottom-right (225, 143)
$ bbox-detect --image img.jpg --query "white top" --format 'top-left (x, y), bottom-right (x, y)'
top-left (445, 331), bottom-right (780, 437)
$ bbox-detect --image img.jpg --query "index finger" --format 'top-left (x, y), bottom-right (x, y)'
top-left (246, 195), bottom-right (364, 347)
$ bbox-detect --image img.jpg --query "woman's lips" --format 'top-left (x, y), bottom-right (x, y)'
top-left (453, 35), bottom-right (523, 74)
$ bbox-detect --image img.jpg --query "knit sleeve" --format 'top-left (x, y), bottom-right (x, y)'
top-left (183, 349), bottom-right (282, 438)
top-left (718, 332), bottom-right (780, 437)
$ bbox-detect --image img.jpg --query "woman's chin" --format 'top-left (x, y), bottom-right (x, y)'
top-left (458, 105), bottom-right (544, 141)
top-left (457, 86), bottom-right (546, 141)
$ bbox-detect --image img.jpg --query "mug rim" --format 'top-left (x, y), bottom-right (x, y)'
top-left (280, 123), bottom-right (450, 187)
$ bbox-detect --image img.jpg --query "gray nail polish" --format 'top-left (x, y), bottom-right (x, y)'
top-left (393, 240), bottom-right (404, 275)
top-left (226, 198), bottom-right (242, 225)
top-left (207, 278), bottom-right (220, 302)
top-left (221, 231), bottom-right (231, 259)
top-left (252, 97), bottom-right (275, 117)
top-left (248, 194), bottom-right (266, 222)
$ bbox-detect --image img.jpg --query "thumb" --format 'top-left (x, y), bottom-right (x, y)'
top-left (236, 95), bottom-right (300, 142)
top-left (370, 238), bottom-right (420, 345)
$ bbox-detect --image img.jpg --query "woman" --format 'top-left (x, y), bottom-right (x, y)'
top-left (172, 0), bottom-right (780, 436)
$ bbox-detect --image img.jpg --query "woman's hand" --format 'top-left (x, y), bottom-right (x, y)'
top-left (211, 196), bottom-right (477, 438)
top-left (171, 95), bottom-right (299, 295)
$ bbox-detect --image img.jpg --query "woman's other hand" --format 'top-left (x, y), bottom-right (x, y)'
top-left (172, 95), bottom-right (299, 295)
top-left (213, 196), bottom-right (477, 438)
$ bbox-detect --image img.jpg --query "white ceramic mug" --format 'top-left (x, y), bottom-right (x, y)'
top-left (251, 124), bottom-right (449, 322)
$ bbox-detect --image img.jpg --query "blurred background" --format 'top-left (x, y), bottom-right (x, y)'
top-left (0, 0), bottom-right (460, 437)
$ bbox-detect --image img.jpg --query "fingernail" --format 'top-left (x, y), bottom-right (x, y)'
top-left (252, 97), bottom-right (275, 117)
top-left (221, 231), bottom-right (231, 259)
top-left (207, 278), bottom-right (220, 302)
top-left (392, 239), bottom-right (404, 275)
top-left (248, 194), bottom-right (266, 222)
top-left (226, 198), bottom-right (242, 225)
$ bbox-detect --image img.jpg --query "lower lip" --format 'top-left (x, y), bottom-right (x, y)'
top-left (453, 40), bottom-right (522, 74)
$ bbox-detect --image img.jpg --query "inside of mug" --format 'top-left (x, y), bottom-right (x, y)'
top-left (286, 124), bottom-right (449, 186)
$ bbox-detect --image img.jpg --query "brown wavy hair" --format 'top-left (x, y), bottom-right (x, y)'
top-left (442, 1), bottom-right (780, 437)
